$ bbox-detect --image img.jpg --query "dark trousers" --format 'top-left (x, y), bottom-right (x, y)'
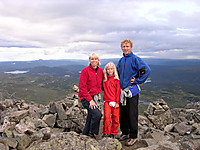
top-left (120, 94), bottom-right (139, 139)
top-left (81, 98), bottom-right (102, 135)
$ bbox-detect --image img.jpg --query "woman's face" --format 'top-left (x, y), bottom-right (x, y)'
top-left (89, 57), bottom-right (99, 68)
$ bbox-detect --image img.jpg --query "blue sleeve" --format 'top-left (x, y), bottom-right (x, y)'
top-left (134, 57), bottom-right (151, 84)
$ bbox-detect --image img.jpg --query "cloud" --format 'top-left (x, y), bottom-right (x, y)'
top-left (0, 0), bottom-right (200, 61)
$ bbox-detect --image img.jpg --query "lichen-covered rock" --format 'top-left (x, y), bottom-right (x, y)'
top-left (1, 89), bottom-right (200, 150)
top-left (9, 110), bottom-right (29, 122)
top-left (164, 123), bottom-right (176, 133)
top-left (0, 143), bottom-right (9, 150)
top-left (139, 115), bottom-right (153, 128)
top-left (40, 127), bottom-right (51, 140)
top-left (28, 131), bottom-right (122, 150)
top-left (15, 116), bottom-right (36, 134)
top-left (13, 130), bottom-right (31, 150)
top-left (49, 102), bottom-right (57, 114)
top-left (0, 137), bottom-right (18, 149)
top-left (144, 99), bottom-right (173, 130)
top-left (174, 122), bottom-right (194, 135)
top-left (33, 118), bottom-right (48, 128)
top-left (30, 130), bottom-right (43, 142)
top-left (42, 114), bottom-right (57, 128)
top-left (73, 85), bottom-right (79, 93)
top-left (0, 103), bottom-right (6, 111)
top-left (137, 141), bottom-right (181, 150)
top-left (99, 137), bottom-right (122, 150)
top-left (1, 99), bottom-right (14, 108)
top-left (56, 119), bottom-right (72, 129)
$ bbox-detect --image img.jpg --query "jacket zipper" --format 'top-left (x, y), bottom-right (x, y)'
top-left (122, 57), bottom-right (126, 88)
top-left (95, 69), bottom-right (98, 86)
top-left (108, 76), bottom-right (110, 87)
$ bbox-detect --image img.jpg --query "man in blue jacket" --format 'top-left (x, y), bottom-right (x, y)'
top-left (116, 39), bottom-right (151, 146)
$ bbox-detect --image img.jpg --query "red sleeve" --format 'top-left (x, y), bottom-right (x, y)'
top-left (78, 68), bottom-right (93, 102)
top-left (115, 79), bottom-right (121, 104)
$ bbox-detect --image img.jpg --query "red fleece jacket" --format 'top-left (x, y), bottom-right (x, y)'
top-left (78, 65), bottom-right (103, 102)
top-left (103, 75), bottom-right (121, 104)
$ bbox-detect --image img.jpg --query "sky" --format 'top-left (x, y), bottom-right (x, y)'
top-left (0, 0), bottom-right (200, 61)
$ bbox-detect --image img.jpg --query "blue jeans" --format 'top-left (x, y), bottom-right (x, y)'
top-left (81, 98), bottom-right (102, 135)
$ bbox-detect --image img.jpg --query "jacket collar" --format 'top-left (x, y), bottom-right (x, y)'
top-left (89, 65), bottom-right (99, 70)
top-left (107, 74), bottom-right (115, 78)
top-left (123, 51), bottom-right (134, 57)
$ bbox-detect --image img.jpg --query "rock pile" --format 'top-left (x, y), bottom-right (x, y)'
top-left (0, 85), bottom-right (199, 150)
top-left (0, 98), bottom-right (84, 149)
top-left (144, 99), bottom-right (173, 130)
top-left (0, 85), bottom-right (122, 150)
top-left (136, 99), bottom-right (200, 150)
top-left (28, 131), bottom-right (121, 150)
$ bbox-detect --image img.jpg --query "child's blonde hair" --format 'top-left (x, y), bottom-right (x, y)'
top-left (103, 62), bottom-right (119, 82)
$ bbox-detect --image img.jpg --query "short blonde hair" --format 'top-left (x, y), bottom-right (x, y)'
top-left (121, 39), bottom-right (133, 48)
top-left (103, 62), bottom-right (119, 82)
top-left (88, 53), bottom-right (101, 66)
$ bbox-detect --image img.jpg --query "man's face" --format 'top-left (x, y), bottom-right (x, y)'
top-left (121, 42), bottom-right (132, 56)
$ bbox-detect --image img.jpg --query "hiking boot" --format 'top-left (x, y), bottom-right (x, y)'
top-left (102, 134), bottom-right (110, 138)
top-left (109, 134), bottom-right (115, 139)
top-left (118, 134), bottom-right (129, 141)
top-left (88, 133), bottom-right (97, 139)
top-left (125, 138), bottom-right (137, 146)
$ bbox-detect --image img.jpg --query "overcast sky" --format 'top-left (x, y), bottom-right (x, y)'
top-left (0, 0), bottom-right (200, 61)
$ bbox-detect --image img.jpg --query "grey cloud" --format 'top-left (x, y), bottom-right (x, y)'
top-left (0, 0), bottom-right (200, 60)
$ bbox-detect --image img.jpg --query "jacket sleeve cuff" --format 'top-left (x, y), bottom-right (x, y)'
top-left (85, 96), bottom-right (93, 102)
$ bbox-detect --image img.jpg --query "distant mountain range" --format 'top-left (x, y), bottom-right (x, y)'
top-left (1, 58), bottom-right (200, 85)
top-left (0, 58), bottom-right (200, 85)
top-left (1, 58), bottom-right (200, 70)
top-left (0, 59), bottom-right (87, 73)
top-left (0, 58), bottom-right (199, 108)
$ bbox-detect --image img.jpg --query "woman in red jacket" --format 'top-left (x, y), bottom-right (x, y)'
top-left (78, 53), bottom-right (103, 138)
top-left (102, 62), bottom-right (121, 138)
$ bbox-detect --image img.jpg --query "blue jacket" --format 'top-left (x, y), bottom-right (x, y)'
top-left (116, 52), bottom-right (151, 89)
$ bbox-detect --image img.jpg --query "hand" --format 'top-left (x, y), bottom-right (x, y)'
top-left (89, 100), bottom-right (97, 109)
top-left (130, 77), bottom-right (135, 84)
top-left (115, 103), bottom-right (119, 108)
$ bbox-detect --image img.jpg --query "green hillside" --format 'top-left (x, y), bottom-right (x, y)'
top-left (0, 58), bottom-right (199, 113)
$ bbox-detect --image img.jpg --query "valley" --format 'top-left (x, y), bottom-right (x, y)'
top-left (0, 58), bottom-right (199, 114)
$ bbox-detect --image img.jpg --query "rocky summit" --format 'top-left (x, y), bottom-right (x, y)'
top-left (0, 85), bottom-right (199, 150)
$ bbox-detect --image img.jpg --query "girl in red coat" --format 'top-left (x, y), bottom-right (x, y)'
top-left (102, 62), bottom-right (121, 138)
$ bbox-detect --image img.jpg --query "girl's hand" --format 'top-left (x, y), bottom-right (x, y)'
top-left (130, 77), bottom-right (135, 84)
top-left (115, 103), bottom-right (119, 108)
top-left (89, 100), bottom-right (97, 109)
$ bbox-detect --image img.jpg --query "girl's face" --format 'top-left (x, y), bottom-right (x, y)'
top-left (89, 57), bottom-right (99, 68)
top-left (106, 66), bottom-right (114, 76)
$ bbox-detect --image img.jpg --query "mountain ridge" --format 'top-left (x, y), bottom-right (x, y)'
top-left (0, 58), bottom-right (199, 109)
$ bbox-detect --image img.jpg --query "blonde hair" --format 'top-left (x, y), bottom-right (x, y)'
top-left (121, 39), bottom-right (133, 48)
top-left (103, 62), bottom-right (119, 82)
top-left (88, 53), bottom-right (101, 66)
